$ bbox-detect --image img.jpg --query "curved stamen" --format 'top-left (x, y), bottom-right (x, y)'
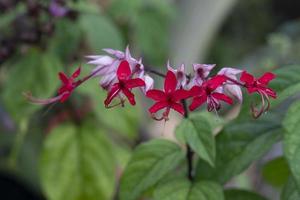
top-left (23, 92), bottom-right (65, 105)
top-left (251, 90), bottom-right (271, 119)
top-left (105, 99), bottom-right (125, 109)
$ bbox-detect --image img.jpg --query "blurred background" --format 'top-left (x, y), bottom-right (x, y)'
top-left (0, 0), bottom-right (300, 199)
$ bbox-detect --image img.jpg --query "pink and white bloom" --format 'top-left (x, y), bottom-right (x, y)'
top-left (189, 64), bottom-right (216, 87)
top-left (218, 67), bottom-right (243, 102)
top-left (167, 61), bottom-right (187, 88)
top-left (86, 47), bottom-right (153, 92)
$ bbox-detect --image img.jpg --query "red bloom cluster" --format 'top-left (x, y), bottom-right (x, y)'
top-left (26, 47), bottom-right (277, 121)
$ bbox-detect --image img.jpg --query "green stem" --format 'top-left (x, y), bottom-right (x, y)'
top-left (9, 119), bottom-right (28, 169)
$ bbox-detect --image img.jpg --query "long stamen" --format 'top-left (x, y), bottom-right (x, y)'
top-left (23, 92), bottom-right (65, 105)
top-left (251, 91), bottom-right (267, 119)
top-left (105, 99), bottom-right (125, 109)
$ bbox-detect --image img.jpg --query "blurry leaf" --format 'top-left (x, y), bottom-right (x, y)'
top-left (119, 139), bottom-right (185, 200)
top-left (2, 48), bottom-right (62, 122)
top-left (283, 101), bottom-right (300, 191)
top-left (49, 19), bottom-right (82, 61)
top-left (175, 114), bottom-right (215, 167)
top-left (77, 69), bottom-right (141, 139)
top-left (196, 112), bottom-right (282, 184)
top-left (154, 177), bottom-right (224, 200)
top-left (262, 157), bottom-right (290, 187)
top-left (40, 122), bottom-right (115, 200)
top-left (281, 177), bottom-right (300, 200)
top-left (224, 189), bottom-right (268, 200)
top-left (135, 9), bottom-right (169, 64)
top-left (80, 13), bottom-right (124, 51)
top-left (269, 65), bottom-right (300, 107)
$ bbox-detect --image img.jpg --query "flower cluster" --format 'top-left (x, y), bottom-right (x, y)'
top-left (25, 47), bottom-right (277, 120)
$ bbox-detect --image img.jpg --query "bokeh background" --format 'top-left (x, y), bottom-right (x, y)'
top-left (0, 0), bottom-right (300, 199)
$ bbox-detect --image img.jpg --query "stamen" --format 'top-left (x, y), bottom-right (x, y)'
top-left (23, 92), bottom-right (64, 105)
top-left (250, 91), bottom-right (270, 119)
top-left (105, 99), bottom-right (125, 109)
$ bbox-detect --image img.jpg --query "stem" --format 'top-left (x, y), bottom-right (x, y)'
top-left (182, 99), bottom-right (194, 181)
top-left (9, 119), bottom-right (28, 169)
top-left (144, 68), bottom-right (166, 78)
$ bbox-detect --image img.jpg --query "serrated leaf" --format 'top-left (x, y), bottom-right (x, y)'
top-left (154, 177), bottom-right (224, 200)
top-left (80, 13), bottom-right (124, 51)
top-left (262, 157), bottom-right (290, 187)
top-left (281, 177), bottom-right (300, 200)
top-left (224, 189), bottom-right (268, 200)
top-left (40, 122), bottom-right (115, 200)
top-left (2, 48), bottom-right (62, 121)
top-left (283, 101), bottom-right (300, 191)
top-left (175, 115), bottom-right (215, 167)
top-left (119, 139), bottom-right (185, 200)
top-left (196, 112), bottom-right (282, 184)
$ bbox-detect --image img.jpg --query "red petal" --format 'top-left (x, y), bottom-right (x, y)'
top-left (146, 89), bottom-right (167, 101)
top-left (149, 101), bottom-right (168, 113)
top-left (125, 78), bottom-right (145, 89)
top-left (72, 67), bottom-right (81, 78)
top-left (211, 92), bottom-right (233, 105)
top-left (240, 71), bottom-right (255, 84)
top-left (123, 88), bottom-right (136, 105)
top-left (189, 86), bottom-right (204, 97)
top-left (258, 72), bottom-right (276, 85)
top-left (171, 102), bottom-right (184, 115)
top-left (60, 92), bottom-right (71, 103)
top-left (264, 88), bottom-right (277, 99)
top-left (59, 72), bottom-right (69, 84)
top-left (172, 89), bottom-right (190, 101)
top-left (206, 75), bottom-right (227, 91)
top-left (189, 94), bottom-right (207, 111)
top-left (117, 60), bottom-right (131, 81)
top-left (164, 71), bottom-right (177, 93)
top-left (104, 84), bottom-right (121, 106)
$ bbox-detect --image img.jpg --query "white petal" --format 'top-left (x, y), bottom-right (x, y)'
top-left (218, 67), bottom-right (242, 76)
top-left (103, 48), bottom-right (124, 58)
top-left (87, 55), bottom-right (114, 65)
top-left (224, 84), bottom-right (243, 102)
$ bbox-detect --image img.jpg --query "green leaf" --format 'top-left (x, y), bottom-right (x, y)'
top-left (40, 122), bottom-right (115, 200)
top-left (49, 19), bottom-right (82, 61)
top-left (119, 139), bottom-right (185, 200)
top-left (154, 177), bottom-right (224, 200)
top-left (175, 114), bottom-right (215, 167)
top-left (283, 101), bottom-right (300, 191)
top-left (269, 65), bottom-right (300, 107)
top-left (262, 157), bottom-right (290, 187)
top-left (77, 68), bottom-right (141, 139)
top-left (281, 177), bottom-right (300, 200)
top-left (2, 48), bottom-right (62, 121)
top-left (80, 13), bottom-right (124, 51)
top-left (196, 112), bottom-right (282, 184)
top-left (224, 189), bottom-right (268, 200)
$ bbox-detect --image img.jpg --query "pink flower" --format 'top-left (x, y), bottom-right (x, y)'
top-left (86, 47), bottom-right (153, 93)
top-left (167, 61), bottom-right (187, 88)
top-left (218, 67), bottom-right (243, 102)
top-left (240, 71), bottom-right (276, 118)
top-left (189, 64), bottom-right (216, 86)
top-left (189, 75), bottom-right (233, 112)
top-left (146, 71), bottom-right (190, 121)
top-left (104, 60), bottom-right (145, 107)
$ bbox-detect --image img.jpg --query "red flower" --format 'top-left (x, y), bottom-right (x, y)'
top-left (146, 71), bottom-right (190, 120)
top-left (240, 71), bottom-right (276, 118)
top-left (240, 71), bottom-right (276, 98)
top-left (58, 67), bottom-right (81, 102)
top-left (104, 60), bottom-right (145, 107)
top-left (189, 75), bottom-right (233, 112)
